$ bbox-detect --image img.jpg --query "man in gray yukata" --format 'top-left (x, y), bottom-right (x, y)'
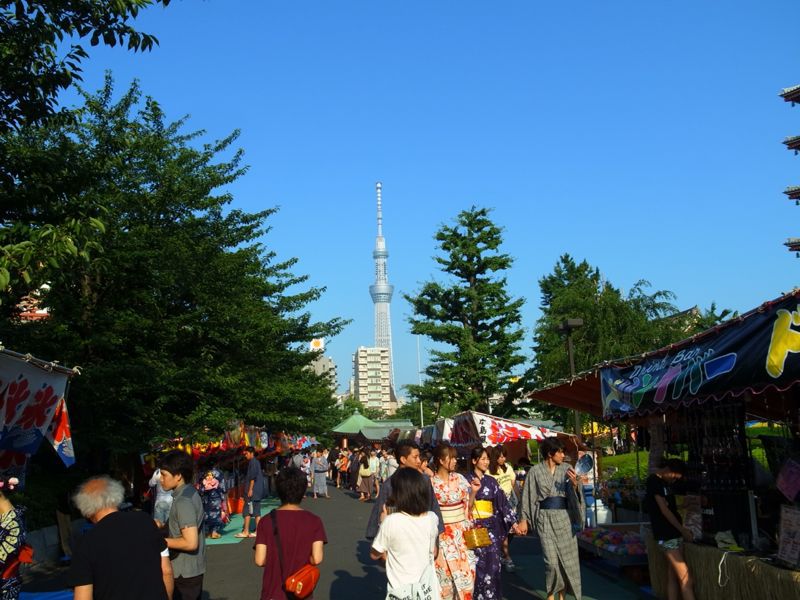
top-left (518, 437), bottom-right (584, 600)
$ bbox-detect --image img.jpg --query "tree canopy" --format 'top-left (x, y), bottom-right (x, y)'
top-left (0, 0), bottom-right (171, 300)
top-left (404, 207), bottom-right (526, 416)
top-left (0, 78), bottom-right (346, 460)
top-left (527, 254), bottom-right (732, 421)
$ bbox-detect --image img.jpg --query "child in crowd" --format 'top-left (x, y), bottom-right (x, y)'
top-left (371, 468), bottom-right (440, 599)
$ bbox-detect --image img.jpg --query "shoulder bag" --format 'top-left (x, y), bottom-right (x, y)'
top-left (270, 511), bottom-right (320, 599)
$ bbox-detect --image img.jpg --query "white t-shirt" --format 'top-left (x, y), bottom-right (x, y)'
top-left (372, 511), bottom-right (438, 589)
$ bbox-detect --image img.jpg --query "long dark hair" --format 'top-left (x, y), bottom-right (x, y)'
top-left (388, 468), bottom-right (430, 516)
top-left (471, 446), bottom-right (488, 472)
top-left (489, 445), bottom-right (509, 475)
top-left (360, 452), bottom-right (370, 468)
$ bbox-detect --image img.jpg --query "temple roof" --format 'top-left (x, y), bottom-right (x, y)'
top-left (781, 84), bottom-right (800, 103)
top-left (785, 186), bottom-right (800, 200)
top-left (783, 135), bottom-right (800, 151)
top-left (784, 238), bottom-right (800, 252)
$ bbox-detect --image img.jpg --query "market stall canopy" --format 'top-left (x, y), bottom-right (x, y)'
top-left (357, 426), bottom-right (401, 443)
top-left (529, 290), bottom-right (800, 420)
top-left (449, 410), bottom-right (565, 447)
top-left (330, 410), bottom-right (378, 435)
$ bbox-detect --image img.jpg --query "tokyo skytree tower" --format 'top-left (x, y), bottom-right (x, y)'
top-left (369, 182), bottom-right (395, 387)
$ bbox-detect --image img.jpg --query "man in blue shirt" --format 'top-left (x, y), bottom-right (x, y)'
top-left (236, 446), bottom-right (265, 538)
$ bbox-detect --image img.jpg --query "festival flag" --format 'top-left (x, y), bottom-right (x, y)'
top-left (0, 353), bottom-right (71, 456)
top-left (44, 397), bottom-right (75, 467)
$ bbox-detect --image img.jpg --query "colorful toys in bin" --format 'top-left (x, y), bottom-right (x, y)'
top-left (578, 527), bottom-right (646, 556)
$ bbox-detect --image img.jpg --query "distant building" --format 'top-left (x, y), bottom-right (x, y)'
top-left (16, 284), bottom-right (50, 322)
top-left (780, 84), bottom-right (800, 255)
top-left (310, 354), bottom-right (338, 394)
top-left (353, 346), bottom-right (397, 415)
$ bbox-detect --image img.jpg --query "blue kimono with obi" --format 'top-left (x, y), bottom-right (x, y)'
top-left (472, 474), bottom-right (516, 600)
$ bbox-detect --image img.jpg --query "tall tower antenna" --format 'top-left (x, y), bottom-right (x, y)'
top-left (369, 181), bottom-right (396, 389)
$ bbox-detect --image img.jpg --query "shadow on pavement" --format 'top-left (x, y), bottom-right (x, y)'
top-left (327, 539), bottom-right (386, 599)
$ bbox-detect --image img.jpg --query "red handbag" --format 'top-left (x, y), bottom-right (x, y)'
top-left (284, 563), bottom-right (320, 599)
top-left (271, 511), bottom-right (320, 599)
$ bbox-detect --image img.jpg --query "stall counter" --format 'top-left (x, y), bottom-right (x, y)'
top-left (645, 535), bottom-right (800, 600)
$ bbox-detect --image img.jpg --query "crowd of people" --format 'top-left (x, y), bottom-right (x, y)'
top-left (355, 438), bottom-right (583, 600)
top-left (0, 437), bottom-right (695, 600)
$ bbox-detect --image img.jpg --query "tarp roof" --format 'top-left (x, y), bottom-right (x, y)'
top-left (528, 290), bottom-right (800, 420)
top-left (358, 426), bottom-right (400, 442)
top-left (374, 419), bottom-right (414, 429)
top-left (330, 411), bottom-right (378, 435)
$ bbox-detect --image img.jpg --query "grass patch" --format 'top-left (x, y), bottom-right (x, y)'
top-left (599, 451), bottom-right (649, 482)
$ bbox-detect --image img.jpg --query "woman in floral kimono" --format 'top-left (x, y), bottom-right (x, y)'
top-left (200, 466), bottom-right (227, 539)
top-left (518, 437), bottom-right (584, 600)
top-left (431, 443), bottom-right (479, 600)
top-left (470, 447), bottom-right (519, 600)
top-left (0, 476), bottom-right (25, 599)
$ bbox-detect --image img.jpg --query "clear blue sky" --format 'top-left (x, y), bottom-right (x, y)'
top-left (61, 1), bottom-right (800, 396)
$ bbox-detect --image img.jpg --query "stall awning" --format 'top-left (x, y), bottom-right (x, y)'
top-left (449, 410), bottom-right (565, 446)
top-left (528, 290), bottom-right (800, 420)
top-left (330, 410), bottom-right (378, 435)
top-left (530, 373), bottom-right (605, 417)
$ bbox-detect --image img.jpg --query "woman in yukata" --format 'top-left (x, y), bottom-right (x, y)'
top-left (200, 465), bottom-right (227, 539)
top-left (518, 437), bottom-right (584, 600)
top-left (431, 443), bottom-right (480, 599)
top-left (0, 475), bottom-right (26, 599)
top-left (470, 446), bottom-right (519, 600)
top-left (311, 448), bottom-right (329, 499)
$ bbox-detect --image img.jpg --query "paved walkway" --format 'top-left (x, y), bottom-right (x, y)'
top-left (22, 483), bottom-right (645, 599)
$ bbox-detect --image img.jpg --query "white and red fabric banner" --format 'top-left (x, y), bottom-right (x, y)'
top-left (449, 411), bottom-right (558, 447)
top-left (0, 352), bottom-right (73, 466)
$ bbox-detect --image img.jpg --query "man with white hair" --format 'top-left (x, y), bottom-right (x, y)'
top-left (67, 476), bottom-right (173, 599)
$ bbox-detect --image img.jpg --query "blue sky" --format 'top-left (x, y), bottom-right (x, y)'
top-left (61, 1), bottom-right (800, 395)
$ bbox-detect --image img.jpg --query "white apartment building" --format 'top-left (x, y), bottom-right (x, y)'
top-left (353, 346), bottom-right (397, 415)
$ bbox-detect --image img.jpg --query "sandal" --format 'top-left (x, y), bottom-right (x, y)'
top-left (233, 532), bottom-right (249, 538)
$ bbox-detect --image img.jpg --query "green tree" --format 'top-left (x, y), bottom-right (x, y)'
top-left (394, 396), bottom-right (458, 428)
top-left (0, 0), bottom-right (171, 299)
top-left (0, 78), bottom-right (346, 461)
top-left (528, 254), bottom-right (731, 422)
top-left (339, 396), bottom-right (384, 421)
top-left (0, 0), bottom-right (170, 132)
top-left (405, 207), bottom-right (526, 416)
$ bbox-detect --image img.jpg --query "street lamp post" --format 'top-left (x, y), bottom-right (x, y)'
top-left (557, 318), bottom-right (584, 441)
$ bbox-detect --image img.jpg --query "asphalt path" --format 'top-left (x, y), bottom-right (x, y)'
top-left (23, 481), bottom-right (639, 599)
top-left (202, 483), bottom-right (547, 600)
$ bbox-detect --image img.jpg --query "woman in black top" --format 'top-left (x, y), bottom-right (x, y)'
top-left (645, 459), bottom-right (695, 600)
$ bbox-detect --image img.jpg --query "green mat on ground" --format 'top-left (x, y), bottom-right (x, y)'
top-left (205, 498), bottom-right (280, 545)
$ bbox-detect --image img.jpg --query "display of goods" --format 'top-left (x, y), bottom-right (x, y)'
top-left (578, 527), bottom-right (646, 555)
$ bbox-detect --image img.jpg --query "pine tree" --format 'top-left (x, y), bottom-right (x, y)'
top-left (405, 207), bottom-right (526, 416)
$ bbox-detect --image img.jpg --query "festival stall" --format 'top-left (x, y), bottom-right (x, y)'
top-left (445, 410), bottom-right (581, 465)
top-left (530, 291), bottom-right (800, 598)
top-left (330, 411), bottom-right (413, 448)
top-left (145, 421), bottom-right (319, 515)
